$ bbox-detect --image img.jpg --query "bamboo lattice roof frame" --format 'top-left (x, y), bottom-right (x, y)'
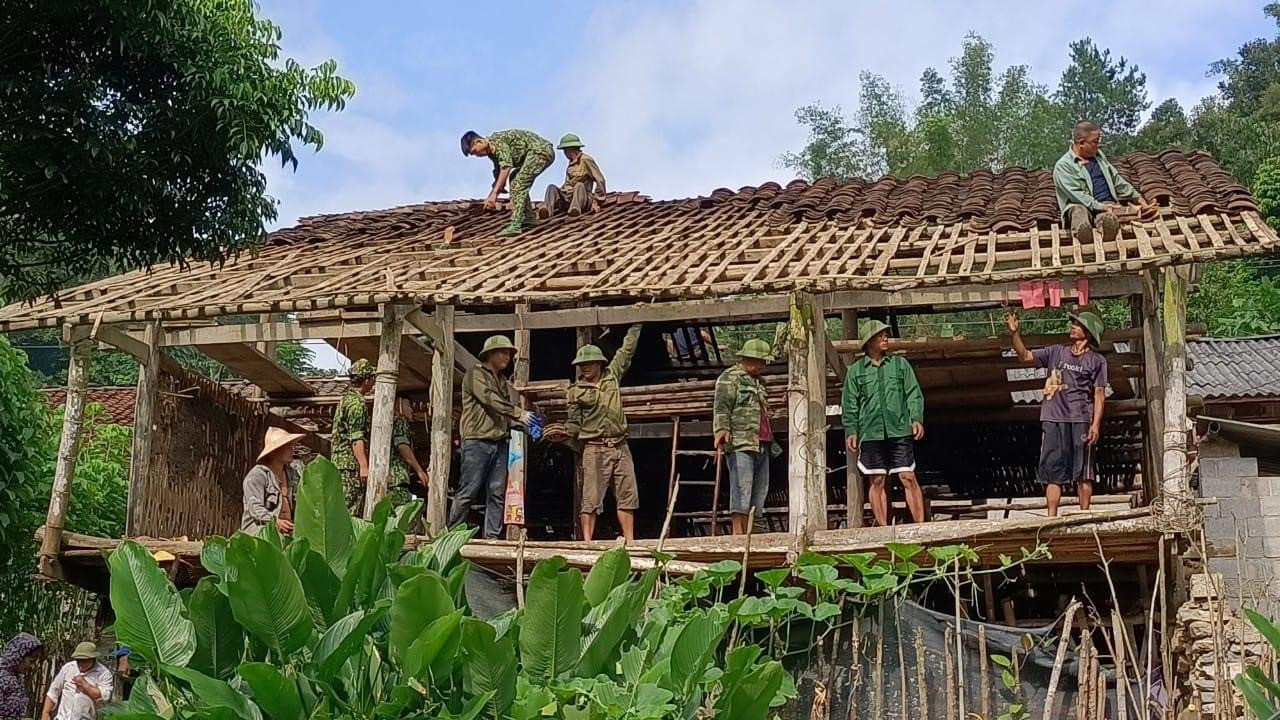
top-left (3, 150), bottom-right (1277, 332)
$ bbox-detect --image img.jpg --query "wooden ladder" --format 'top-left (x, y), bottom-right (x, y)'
top-left (666, 416), bottom-right (726, 536)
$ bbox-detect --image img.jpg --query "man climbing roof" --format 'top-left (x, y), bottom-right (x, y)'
top-left (1053, 120), bottom-right (1148, 246)
top-left (540, 133), bottom-right (607, 219)
top-left (461, 129), bottom-right (555, 237)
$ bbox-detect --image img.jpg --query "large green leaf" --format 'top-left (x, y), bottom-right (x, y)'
top-left (717, 661), bottom-right (787, 720)
top-left (403, 609), bottom-right (464, 679)
top-left (164, 665), bottom-right (262, 720)
top-left (577, 569), bottom-right (658, 678)
top-left (294, 457), bottom-right (354, 575)
top-left (334, 520), bottom-right (384, 615)
top-left (287, 540), bottom-right (341, 628)
top-left (225, 534), bottom-right (313, 656)
top-left (583, 548), bottom-right (630, 607)
top-left (668, 611), bottom-right (726, 694)
top-left (427, 527), bottom-right (474, 573)
top-left (389, 571), bottom-right (456, 667)
top-left (238, 663), bottom-right (303, 720)
top-left (188, 577), bottom-right (245, 679)
top-left (519, 558), bottom-right (584, 681)
top-left (460, 618), bottom-right (516, 719)
top-left (391, 499), bottom-right (424, 534)
top-left (201, 536), bottom-right (229, 579)
top-left (108, 541), bottom-right (197, 667)
top-left (313, 603), bottom-right (390, 680)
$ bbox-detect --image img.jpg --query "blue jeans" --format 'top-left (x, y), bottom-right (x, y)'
top-left (727, 450), bottom-right (769, 515)
top-left (450, 439), bottom-right (509, 539)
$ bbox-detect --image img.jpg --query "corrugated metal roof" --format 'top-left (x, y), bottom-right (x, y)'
top-left (1188, 335), bottom-right (1280, 400)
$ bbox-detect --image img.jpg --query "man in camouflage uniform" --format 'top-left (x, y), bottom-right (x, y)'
top-left (564, 323), bottom-right (642, 541)
top-left (331, 359), bottom-right (375, 515)
top-left (713, 326), bottom-right (786, 535)
top-left (387, 398), bottom-right (429, 515)
top-left (461, 129), bottom-right (555, 237)
top-left (540, 133), bottom-right (607, 218)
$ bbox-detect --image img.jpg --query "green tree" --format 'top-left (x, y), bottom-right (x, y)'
top-left (1055, 39), bottom-right (1149, 149)
top-left (1134, 99), bottom-right (1195, 152)
top-left (1211, 3), bottom-right (1280, 117)
top-left (0, 0), bottom-right (355, 299)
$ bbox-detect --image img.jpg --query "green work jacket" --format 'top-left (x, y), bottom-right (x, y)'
top-left (1053, 148), bottom-right (1138, 216)
top-left (840, 354), bottom-right (924, 442)
top-left (566, 325), bottom-right (641, 441)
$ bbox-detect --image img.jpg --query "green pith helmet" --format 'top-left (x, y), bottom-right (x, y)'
top-left (1069, 310), bottom-right (1105, 345)
top-left (737, 338), bottom-right (771, 360)
top-left (572, 344), bottom-right (607, 365)
top-left (71, 641), bottom-right (97, 660)
top-left (349, 358), bottom-right (376, 381)
top-left (557, 133), bottom-right (584, 149)
top-left (479, 335), bottom-right (518, 358)
top-left (859, 319), bottom-right (892, 349)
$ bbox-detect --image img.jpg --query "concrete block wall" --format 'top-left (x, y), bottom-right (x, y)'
top-left (1200, 441), bottom-right (1280, 610)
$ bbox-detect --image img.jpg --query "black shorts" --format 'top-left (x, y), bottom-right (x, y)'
top-left (857, 437), bottom-right (916, 475)
top-left (1038, 421), bottom-right (1096, 485)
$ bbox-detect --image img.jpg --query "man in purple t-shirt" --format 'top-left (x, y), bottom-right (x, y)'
top-left (1007, 310), bottom-right (1108, 517)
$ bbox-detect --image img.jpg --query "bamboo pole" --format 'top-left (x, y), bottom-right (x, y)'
top-left (954, 557), bottom-right (965, 720)
top-left (979, 625), bottom-right (991, 720)
top-left (1112, 610), bottom-right (1129, 720)
top-left (506, 303), bottom-right (531, 540)
top-left (915, 628), bottom-right (928, 719)
top-left (126, 322), bottom-right (161, 536)
top-left (944, 624), bottom-right (957, 720)
top-left (38, 340), bottom-right (91, 578)
top-left (365, 303), bottom-right (405, 518)
top-left (840, 309), bottom-right (863, 529)
top-left (426, 305), bottom-right (455, 534)
top-left (1042, 601), bottom-right (1080, 720)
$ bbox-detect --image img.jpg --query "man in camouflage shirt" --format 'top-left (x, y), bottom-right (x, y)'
top-left (387, 398), bottom-right (429, 518)
top-left (564, 323), bottom-right (642, 541)
top-left (461, 129), bottom-right (555, 237)
top-left (713, 325), bottom-right (786, 535)
top-left (331, 359), bottom-right (376, 515)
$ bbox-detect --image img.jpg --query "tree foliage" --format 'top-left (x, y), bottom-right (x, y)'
top-left (0, 0), bottom-right (355, 298)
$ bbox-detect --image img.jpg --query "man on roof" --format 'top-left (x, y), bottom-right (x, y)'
top-left (450, 335), bottom-right (537, 539)
top-left (562, 323), bottom-right (643, 541)
top-left (331, 358), bottom-right (376, 515)
top-left (841, 320), bottom-right (926, 526)
top-left (713, 325), bottom-right (787, 535)
top-left (540, 133), bottom-right (607, 219)
top-left (1053, 120), bottom-right (1149, 246)
top-left (1006, 309), bottom-right (1108, 517)
top-left (461, 129), bottom-right (555, 237)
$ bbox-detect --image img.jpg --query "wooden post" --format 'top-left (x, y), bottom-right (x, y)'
top-left (426, 305), bottom-right (455, 534)
top-left (572, 326), bottom-right (593, 539)
top-left (787, 292), bottom-right (828, 536)
top-left (840, 309), bottom-right (863, 528)
top-left (1159, 267), bottom-right (1191, 512)
top-left (506, 304), bottom-right (532, 540)
top-left (126, 322), bottom-right (161, 536)
top-left (364, 303), bottom-right (405, 518)
top-left (1139, 275), bottom-right (1165, 505)
top-left (38, 340), bottom-right (91, 578)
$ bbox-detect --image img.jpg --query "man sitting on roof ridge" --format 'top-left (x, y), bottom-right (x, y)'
top-left (540, 133), bottom-right (607, 219)
top-left (461, 129), bottom-right (555, 237)
top-left (1053, 120), bottom-right (1149, 247)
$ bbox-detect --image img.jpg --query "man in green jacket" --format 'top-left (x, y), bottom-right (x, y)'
top-left (841, 320), bottom-right (926, 526)
top-left (565, 324), bottom-right (642, 541)
top-left (1053, 120), bottom-right (1148, 246)
top-left (449, 336), bottom-right (536, 538)
top-left (713, 327), bottom-right (786, 535)
top-left (461, 129), bottom-right (555, 237)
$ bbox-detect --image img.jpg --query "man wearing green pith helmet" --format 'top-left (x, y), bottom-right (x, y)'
top-left (563, 323), bottom-right (642, 541)
top-left (331, 358), bottom-right (377, 515)
top-left (461, 129), bottom-right (555, 237)
top-left (540, 133), bottom-right (607, 218)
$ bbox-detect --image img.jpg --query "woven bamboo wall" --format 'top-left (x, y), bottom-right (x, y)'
top-left (134, 366), bottom-right (326, 538)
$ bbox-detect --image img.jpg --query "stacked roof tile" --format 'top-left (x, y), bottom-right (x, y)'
top-left (1188, 336), bottom-right (1280, 400)
top-left (42, 387), bottom-right (137, 425)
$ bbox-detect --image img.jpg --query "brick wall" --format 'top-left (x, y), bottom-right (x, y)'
top-left (1200, 437), bottom-right (1280, 612)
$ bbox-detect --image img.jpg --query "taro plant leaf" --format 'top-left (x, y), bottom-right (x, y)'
top-left (108, 540), bottom-right (197, 667)
top-left (404, 609), bottom-right (464, 679)
top-left (294, 457), bottom-right (354, 575)
top-left (164, 665), bottom-right (263, 720)
top-left (583, 547), bottom-right (631, 607)
top-left (578, 569), bottom-right (658, 678)
top-left (390, 571), bottom-right (456, 667)
top-left (519, 557), bottom-right (585, 681)
top-left (460, 618), bottom-right (517, 719)
top-left (225, 534), bottom-right (313, 657)
top-left (313, 602), bottom-right (390, 680)
top-left (201, 536), bottom-right (229, 580)
top-left (755, 568), bottom-right (790, 589)
top-left (287, 540), bottom-right (341, 628)
top-left (885, 542), bottom-right (923, 561)
top-left (188, 577), bottom-right (245, 679)
top-left (238, 663), bottom-right (304, 720)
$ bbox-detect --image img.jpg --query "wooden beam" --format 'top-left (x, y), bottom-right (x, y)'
top-left (126, 323), bottom-right (161, 536)
top-left (404, 308), bottom-right (480, 372)
top-left (787, 292), bottom-right (828, 537)
top-left (426, 305), bottom-right (455, 534)
top-left (326, 335), bottom-right (430, 390)
top-left (840, 309), bottom-right (863, 529)
top-left (365, 304), bottom-right (406, 518)
top-left (68, 323), bottom-right (184, 377)
top-left (196, 343), bottom-right (315, 397)
top-left (38, 341), bottom-right (91, 579)
top-left (506, 303), bottom-right (532, 539)
top-left (1140, 278), bottom-right (1164, 504)
top-left (1159, 267), bottom-right (1191, 508)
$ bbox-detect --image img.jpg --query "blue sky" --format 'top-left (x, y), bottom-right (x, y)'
top-left (257, 0), bottom-right (1268, 368)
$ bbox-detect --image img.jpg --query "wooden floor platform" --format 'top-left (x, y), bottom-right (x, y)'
top-left (40, 507), bottom-right (1162, 592)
